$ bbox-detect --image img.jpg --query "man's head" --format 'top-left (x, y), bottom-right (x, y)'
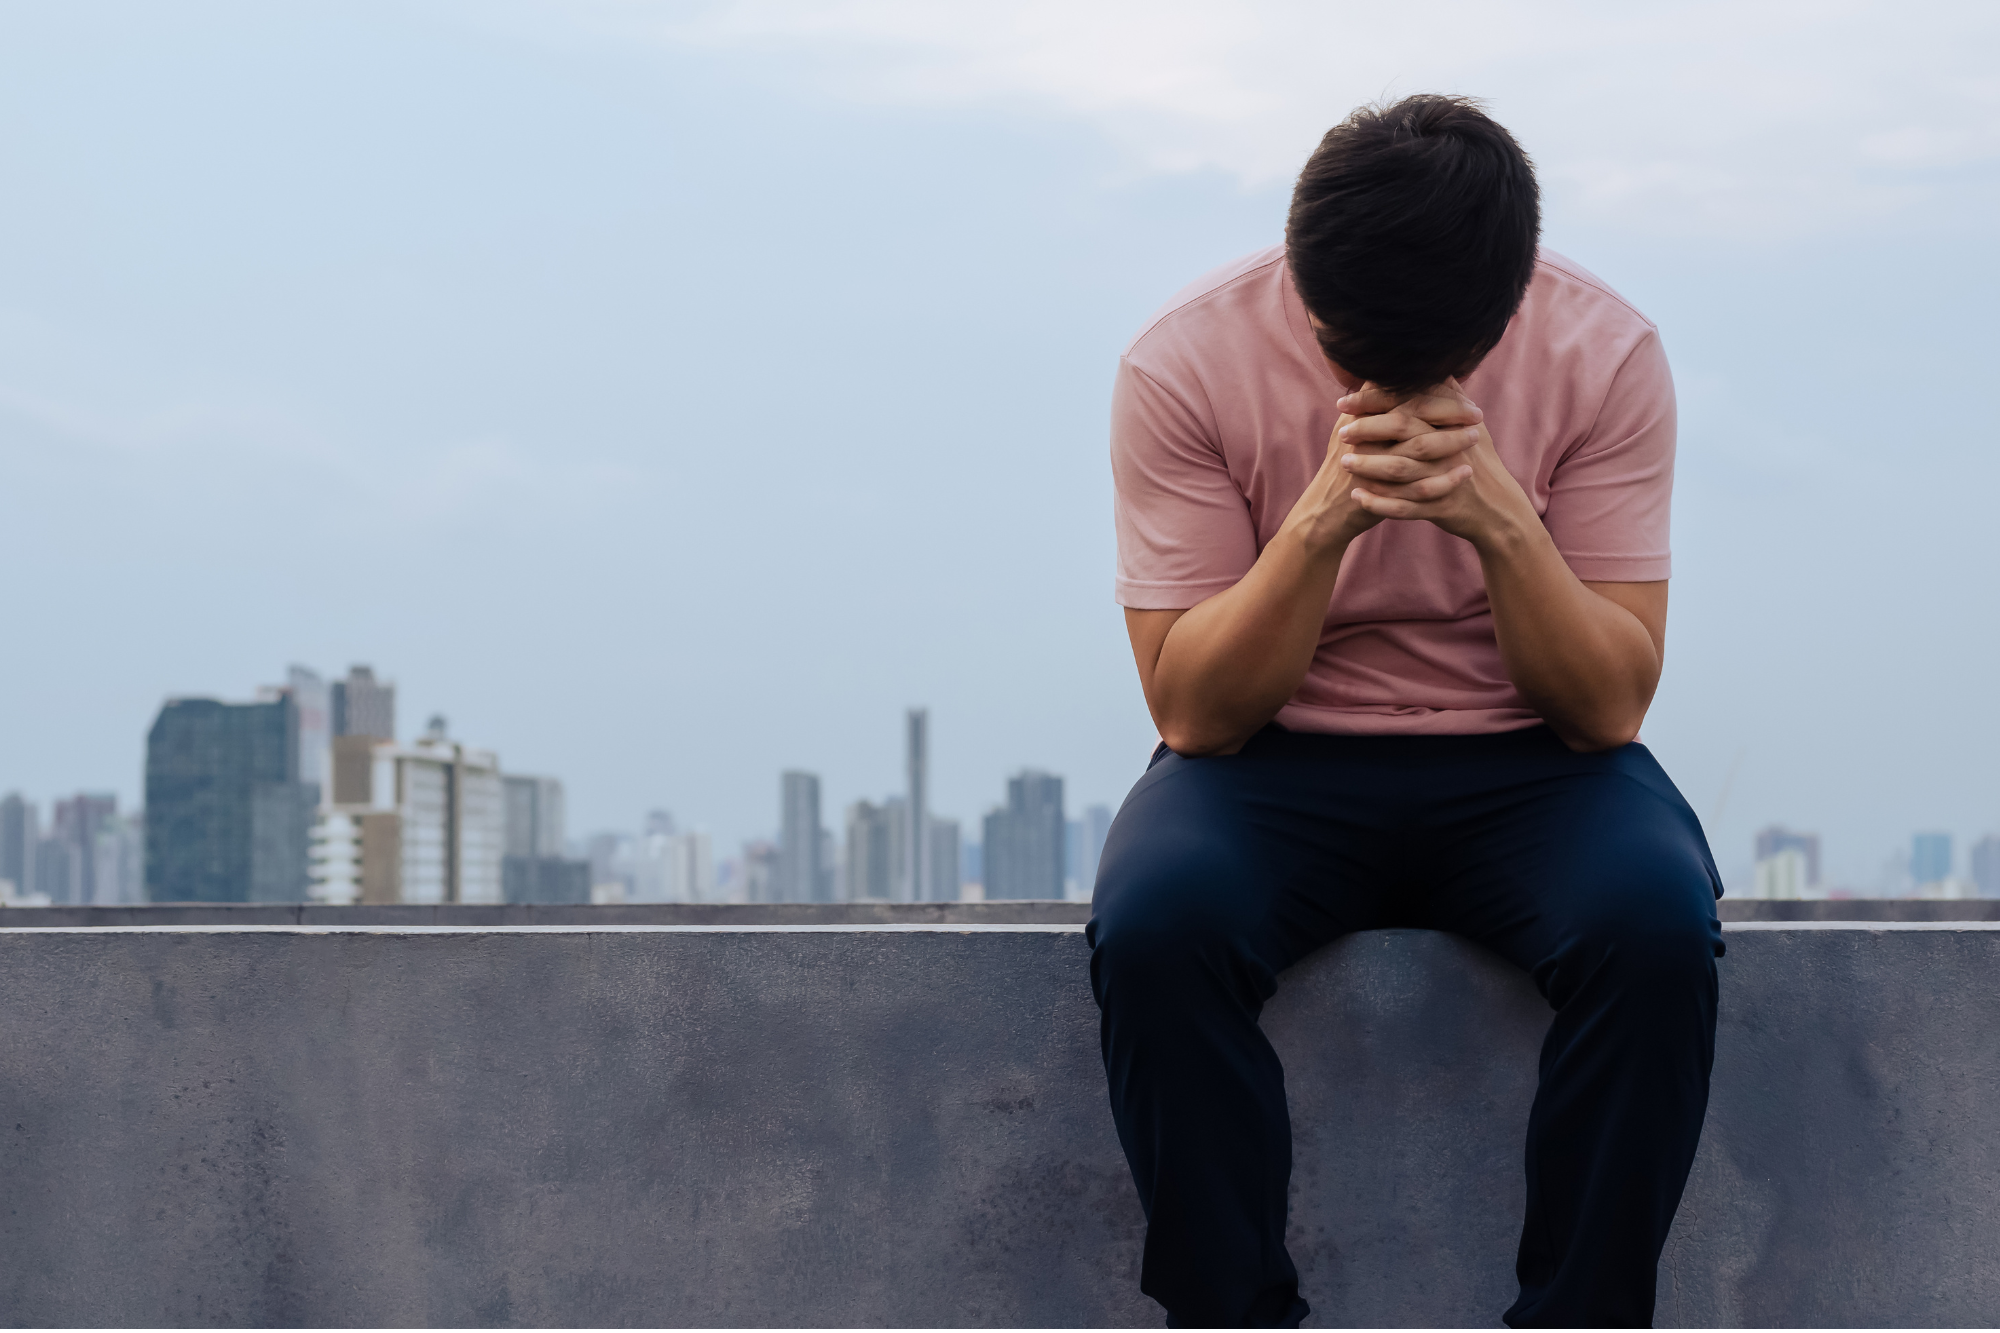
top-left (1286, 95), bottom-right (1540, 396)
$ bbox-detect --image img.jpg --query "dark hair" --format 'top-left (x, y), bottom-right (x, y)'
top-left (1285, 94), bottom-right (1540, 394)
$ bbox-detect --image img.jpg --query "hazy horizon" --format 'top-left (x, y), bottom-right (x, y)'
top-left (5, 1), bottom-right (1998, 891)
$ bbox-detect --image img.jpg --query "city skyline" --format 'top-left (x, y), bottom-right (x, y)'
top-left (13, 656), bottom-right (2000, 904)
top-left (5, 6), bottom-right (1998, 896)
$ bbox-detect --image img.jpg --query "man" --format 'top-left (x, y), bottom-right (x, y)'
top-left (1090, 95), bottom-right (1722, 1328)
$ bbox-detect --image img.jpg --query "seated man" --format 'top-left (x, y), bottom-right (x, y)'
top-left (1091, 94), bottom-right (1723, 1329)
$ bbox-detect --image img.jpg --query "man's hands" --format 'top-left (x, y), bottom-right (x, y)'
top-left (1330, 381), bottom-right (1539, 553)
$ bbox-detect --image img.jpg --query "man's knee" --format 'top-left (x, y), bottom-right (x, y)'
top-left (1089, 819), bottom-right (1266, 1005)
top-left (1559, 855), bottom-right (1721, 997)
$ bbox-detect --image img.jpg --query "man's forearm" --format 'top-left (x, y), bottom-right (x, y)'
top-left (1476, 517), bottom-right (1663, 752)
top-left (1146, 528), bottom-right (1348, 755)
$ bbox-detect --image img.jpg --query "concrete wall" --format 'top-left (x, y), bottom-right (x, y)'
top-left (8, 896), bottom-right (1995, 927)
top-left (0, 924), bottom-right (1992, 1326)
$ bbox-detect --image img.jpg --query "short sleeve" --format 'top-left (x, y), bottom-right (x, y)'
top-left (1110, 357), bottom-right (1259, 608)
top-left (1542, 329), bottom-right (1676, 582)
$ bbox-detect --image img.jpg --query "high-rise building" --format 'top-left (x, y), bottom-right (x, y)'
top-left (778, 771), bottom-right (826, 903)
top-left (1078, 803), bottom-right (1113, 898)
top-left (287, 665), bottom-right (330, 795)
top-left (904, 708), bottom-right (929, 903)
top-left (146, 696), bottom-right (314, 902)
top-left (1753, 826), bottom-right (1821, 888)
top-left (91, 810), bottom-right (145, 906)
top-left (0, 793), bottom-right (38, 896)
top-left (741, 839), bottom-right (779, 904)
top-left (928, 816), bottom-right (962, 902)
top-left (1752, 847), bottom-right (1810, 900)
top-left (307, 726), bottom-right (504, 904)
top-left (983, 769), bottom-right (1065, 900)
top-left (1972, 835), bottom-right (2000, 899)
top-left (330, 665), bottom-right (396, 742)
top-left (503, 776), bottom-right (567, 858)
top-left (499, 774), bottom-right (587, 904)
top-left (52, 793), bottom-right (118, 905)
top-left (1912, 832), bottom-right (1953, 889)
top-left (846, 800), bottom-right (894, 901)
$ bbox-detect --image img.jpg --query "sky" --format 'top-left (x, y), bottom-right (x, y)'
top-left (2, 0), bottom-right (1997, 889)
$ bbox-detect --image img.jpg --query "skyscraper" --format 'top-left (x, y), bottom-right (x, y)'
top-left (778, 771), bottom-right (826, 904)
top-left (1912, 832), bottom-right (1953, 890)
top-left (499, 775), bottom-right (587, 904)
top-left (1753, 826), bottom-right (1822, 889)
top-left (904, 708), bottom-right (929, 903)
top-left (146, 695), bottom-right (314, 902)
top-left (287, 665), bottom-right (330, 795)
top-left (0, 794), bottom-right (37, 895)
top-left (928, 816), bottom-right (962, 902)
top-left (330, 665), bottom-right (396, 742)
top-left (982, 769), bottom-right (1065, 900)
top-left (1972, 836), bottom-right (2000, 899)
top-left (1078, 803), bottom-right (1113, 898)
top-left (847, 799), bottom-right (894, 901)
top-left (51, 793), bottom-right (118, 905)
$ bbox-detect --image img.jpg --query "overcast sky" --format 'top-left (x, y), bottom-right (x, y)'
top-left (3, 0), bottom-right (1997, 888)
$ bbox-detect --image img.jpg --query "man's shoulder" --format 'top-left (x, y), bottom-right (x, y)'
top-left (1526, 250), bottom-right (1657, 338)
top-left (1122, 244), bottom-right (1290, 365)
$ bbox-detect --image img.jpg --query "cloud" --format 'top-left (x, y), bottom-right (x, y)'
top-left (532, 0), bottom-right (2000, 237)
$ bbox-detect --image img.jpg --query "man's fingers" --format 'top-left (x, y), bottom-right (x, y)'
top-left (1393, 426), bottom-right (1483, 463)
top-left (1335, 383), bottom-right (1403, 417)
top-left (1341, 451), bottom-right (1446, 484)
top-left (1337, 410), bottom-right (1427, 447)
top-left (1350, 465), bottom-right (1473, 511)
top-left (1336, 381), bottom-right (1485, 429)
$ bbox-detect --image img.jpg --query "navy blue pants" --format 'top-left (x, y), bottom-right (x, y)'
top-left (1087, 725), bottom-right (1722, 1328)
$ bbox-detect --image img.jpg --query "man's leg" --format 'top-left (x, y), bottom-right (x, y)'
top-left (1421, 731), bottom-right (1722, 1329)
top-left (1087, 734), bottom-right (1388, 1328)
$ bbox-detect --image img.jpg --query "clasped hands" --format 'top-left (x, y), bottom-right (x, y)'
top-left (1291, 380), bottom-right (1537, 555)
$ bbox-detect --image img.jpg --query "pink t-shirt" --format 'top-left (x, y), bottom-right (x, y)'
top-left (1112, 244), bottom-right (1675, 736)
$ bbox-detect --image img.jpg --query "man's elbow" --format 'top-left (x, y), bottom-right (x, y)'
top-left (1553, 712), bottom-right (1644, 753)
top-left (1157, 716), bottom-right (1247, 758)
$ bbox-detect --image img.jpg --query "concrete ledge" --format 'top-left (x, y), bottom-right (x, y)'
top-left (0, 925), bottom-right (1992, 1326)
top-left (8, 897), bottom-right (1998, 928)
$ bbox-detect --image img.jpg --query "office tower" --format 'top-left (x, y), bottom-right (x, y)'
top-left (778, 771), bottom-right (825, 904)
top-left (287, 666), bottom-right (330, 795)
top-left (307, 728), bottom-right (504, 904)
top-left (1753, 826), bottom-right (1822, 889)
top-left (330, 665), bottom-right (396, 742)
top-left (584, 832), bottom-right (635, 902)
top-left (670, 831), bottom-right (714, 902)
top-left (0, 793), bottom-right (37, 895)
top-left (741, 839), bottom-right (779, 904)
top-left (35, 837), bottom-right (80, 904)
top-left (92, 811), bottom-right (145, 905)
top-left (644, 809), bottom-right (677, 838)
top-left (146, 695), bottom-right (314, 902)
top-left (51, 793), bottom-right (118, 905)
top-left (904, 708), bottom-right (929, 903)
top-left (1973, 836), bottom-right (2000, 899)
top-left (1079, 803), bottom-right (1113, 897)
top-left (1912, 832), bottom-right (1953, 890)
top-left (1753, 848), bottom-right (1809, 900)
top-left (982, 769), bottom-right (1066, 900)
top-left (928, 817), bottom-right (962, 902)
top-left (847, 800), bottom-right (894, 901)
top-left (504, 777), bottom-right (568, 857)
top-left (498, 775), bottom-right (586, 904)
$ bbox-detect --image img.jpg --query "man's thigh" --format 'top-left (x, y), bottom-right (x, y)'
top-left (1420, 737), bottom-right (1724, 980)
top-left (1090, 732), bottom-right (1401, 977)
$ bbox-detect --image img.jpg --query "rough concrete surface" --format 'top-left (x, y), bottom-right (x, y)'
top-left (7, 896), bottom-right (1993, 928)
top-left (0, 925), bottom-right (1992, 1326)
